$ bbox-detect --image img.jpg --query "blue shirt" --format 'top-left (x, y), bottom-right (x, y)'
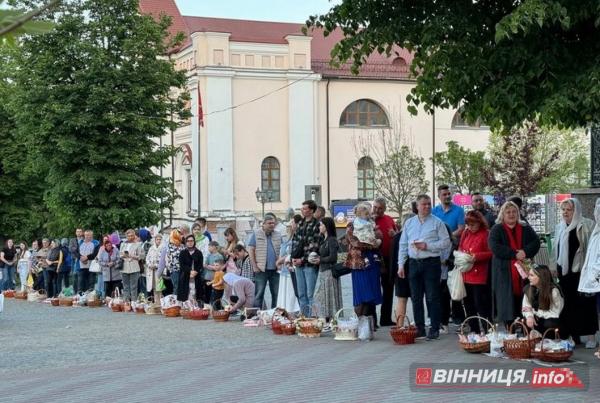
top-left (432, 203), bottom-right (465, 232)
top-left (247, 232), bottom-right (277, 270)
top-left (398, 214), bottom-right (451, 266)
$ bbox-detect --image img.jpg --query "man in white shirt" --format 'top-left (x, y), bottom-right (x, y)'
top-left (398, 194), bottom-right (451, 340)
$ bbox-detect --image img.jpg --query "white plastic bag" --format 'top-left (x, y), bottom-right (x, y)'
top-left (357, 315), bottom-right (374, 341)
top-left (447, 268), bottom-right (466, 301)
top-left (453, 250), bottom-right (474, 272)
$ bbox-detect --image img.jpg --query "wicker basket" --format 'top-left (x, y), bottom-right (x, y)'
top-left (162, 305), bottom-right (181, 317)
top-left (458, 316), bottom-right (494, 353)
top-left (272, 319), bottom-right (283, 334)
top-left (50, 298), bottom-right (60, 306)
top-left (281, 322), bottom-right (296, 335)
top-left (87, 299), bottom-right (102, 308)
top-left (333, 308), bottom-right (359, 341)
top-left (3, 290), bottom-right (15, 298)
top-left (503, 320), bottom-right (533, 359)
top-left (111, 303), bottom-right (124, 312)
top-left (58, 298), bottom-right (73, 307)
top-left (296, 317), bottom-right (324, 338)
top-left (14, 291), bottom-right (28, 300)
top-left (110, 288), bottom-right (124, 312)
top-left (530, 328), bottom-right (573, 363)
top-left (390, 314), bottom-right (419, 345)
top-left (27, 289), bottom-right (46, 302)
top-left (145, 303), bottom-right (162, 315)
top-left (135, 306), bottom-right (146, 314)
top-left (182, 308), bottom-right (210, 320)
top-left (212, 301), bottom-right (230, 322)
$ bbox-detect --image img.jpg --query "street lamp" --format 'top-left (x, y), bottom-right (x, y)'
top-left (255, 187), bottom-right (273, 218)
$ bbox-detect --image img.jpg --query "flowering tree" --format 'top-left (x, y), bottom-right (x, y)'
top-left (483, 122), bottom-right (560, 196)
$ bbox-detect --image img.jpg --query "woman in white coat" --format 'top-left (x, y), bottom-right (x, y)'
top-left (554, 198), bottom-right (596, 347)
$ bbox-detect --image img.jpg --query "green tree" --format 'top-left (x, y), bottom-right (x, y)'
top-left (355, 124), bottom-right (429, 215)
top-left (534, 128), bottom-right (589, 193)
top-left (306, 1), bottom-right (600, 129)
top-left (0, 46), bottom-right (48, 240)
top-left (433, 141), bottom-right (487, 194)
top-left (483, 122), bottom-right (560, 196)
top-left (0, 0), bottom-right (57, 44)
top-left (11, 0), bottom-right (190, 235)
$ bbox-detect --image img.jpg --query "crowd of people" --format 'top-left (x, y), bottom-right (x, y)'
top-left (2, 190), bottom-right (600, 357)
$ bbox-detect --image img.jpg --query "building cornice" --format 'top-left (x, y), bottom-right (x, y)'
top-left (230, 42), bottom-right (288, 54)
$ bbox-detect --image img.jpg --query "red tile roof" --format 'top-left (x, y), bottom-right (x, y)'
top-left (139, 0), bottom-right (191, 51)
top-left (183, 16), bottom-right (306, 44)
top-left (138, 1), bottom-right (413, 79)
top-left (310, 28), bottom-right (413, 79)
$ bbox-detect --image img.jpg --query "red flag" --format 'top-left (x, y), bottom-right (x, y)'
top-left (197, 85), bottom-right (204, 127)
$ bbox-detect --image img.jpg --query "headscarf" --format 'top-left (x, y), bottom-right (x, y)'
top-left (185, 235), bottom-right (196, 251)
top-left (223, 272), bottom-right (243, 286)
top-left (110, 232), bottom-right (121, 247)
top-left (170, 229), bottom-right (182, 246)
top-left (578, 198), bottom-right (600, 293)
top-left (593, 198), bottom-right (600, 237)
top-left (139, 228), bottom-right (151, 242)
top-left (555, 198), bottom-right (582, 275)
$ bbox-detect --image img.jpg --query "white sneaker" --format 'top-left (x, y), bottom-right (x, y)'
top-left (440, 325), bottom-right (449, 335)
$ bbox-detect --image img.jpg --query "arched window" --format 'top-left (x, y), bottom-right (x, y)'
top-left (392, 57), bottom-right (407, 67)
top-left (340, 99), bottom-right (389, 127)
top-left (261, 157), bottom-right (281, 202)
top-left (451, 108), bottom-right (487, 129)
top-left (357, 156), bottom-right (375, 199)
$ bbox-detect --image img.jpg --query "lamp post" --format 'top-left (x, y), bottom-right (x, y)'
top-left (255, 187), bottom-right (273, 218)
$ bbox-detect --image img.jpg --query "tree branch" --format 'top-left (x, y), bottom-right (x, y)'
top-left (0, 0), bottom-right (60, 37)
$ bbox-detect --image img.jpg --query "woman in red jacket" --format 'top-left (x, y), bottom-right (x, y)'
top-left (459, 210), bottom-right (492, 333)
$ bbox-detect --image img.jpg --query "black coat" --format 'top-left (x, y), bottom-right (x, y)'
top-left (488, 223), bottom-right (540, 322)
top-left (318, 236), bottom-right (339, 272)
top-left (177, 248), bottom-right (204, 302)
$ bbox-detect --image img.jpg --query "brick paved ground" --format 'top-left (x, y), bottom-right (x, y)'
top-left (1, 284), bottom-right (599, 403)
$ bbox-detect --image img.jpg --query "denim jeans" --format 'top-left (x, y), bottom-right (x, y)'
top-left (253, 270), bottom-right (280, 309)
top-left (95, 273), bottom-right (104, 298)
top-left (295, 266), bottom-right (319, 316)
top-left (171, 271), bottom-right (180, 297)
top-left (408, 257), bottom-right (441, 333)
top-left (1, 264), bottom-right (16, 290)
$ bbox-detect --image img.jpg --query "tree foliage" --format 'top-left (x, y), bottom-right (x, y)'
top-left (483, 122), bottom-right (561, 196)
top-left (0, 46), bottom-right (48, 241)
top-left (433, 141), bottom-right (487, 194)
top-left (355, 124), bottom-right (429, 215)
top-left (0, 0), bottom-right (57, 45)
top-left (9, 0), bottom-right (190, 236)
top-left (531, 128), bottom-right (589, 193)
top-left (306, 1), bottom-right (600, 130)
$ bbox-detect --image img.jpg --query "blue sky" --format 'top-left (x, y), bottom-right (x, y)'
top-left (174, 0), bottom-right (339, 22)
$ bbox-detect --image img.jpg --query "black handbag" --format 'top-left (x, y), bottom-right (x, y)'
top-left (332, 263), bottom-right (351, 279)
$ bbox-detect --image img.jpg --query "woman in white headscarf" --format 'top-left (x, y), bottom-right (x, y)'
top-left (554, 198), bottom-right (596, 347)
top-left (223, 273), bottom-right (255, 312)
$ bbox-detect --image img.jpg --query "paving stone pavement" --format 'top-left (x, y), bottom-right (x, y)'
top-left (1, 290), bottom-right (599, 402)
